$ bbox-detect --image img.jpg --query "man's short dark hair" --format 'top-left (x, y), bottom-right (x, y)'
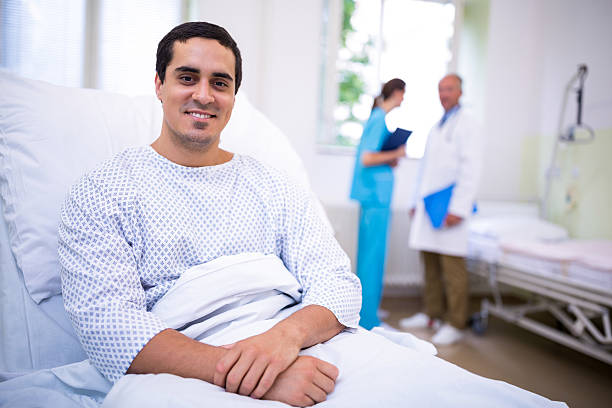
top-left (156, 21), bottom-right (242, 94)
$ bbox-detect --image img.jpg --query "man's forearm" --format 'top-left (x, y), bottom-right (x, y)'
top-left (271, 304), bottom-right (345, 350)
top-left (127, 306), bottom-right (343, 403)
top-left (126, 305), bottom-right (342, 381)
top-left (127, 328), bottom-right (226, 383)
top-left (212, 304), bottom-right (344, 399)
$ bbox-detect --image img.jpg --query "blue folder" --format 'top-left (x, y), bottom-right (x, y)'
top-left (423, 183), bottom-right (455, 229)
top-left (423, 183), bottom-right (478, 229)
top-left (381, 128), bottom-right (412, 151)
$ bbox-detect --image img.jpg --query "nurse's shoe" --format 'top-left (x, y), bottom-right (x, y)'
top-left (399, 313), bottom-right (439, 330)
top-left (377, 309), bottom-right (390, 319)
top-left (431, 323), bottom-right (464, 345)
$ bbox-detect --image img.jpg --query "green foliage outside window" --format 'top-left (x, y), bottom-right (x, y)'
top-left (338, 71), bottom-right (364, 114)
top-left (335, 0), bottom-right (374, 146)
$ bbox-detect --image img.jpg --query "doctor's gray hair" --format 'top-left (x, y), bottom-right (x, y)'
top-left (156, 21), bottom-right (242, 94)
top-left (444, 73), bottom-right (463, 90)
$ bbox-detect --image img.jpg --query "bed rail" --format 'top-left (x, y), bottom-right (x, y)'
top-left (469, 259), bottom-right (612, 365)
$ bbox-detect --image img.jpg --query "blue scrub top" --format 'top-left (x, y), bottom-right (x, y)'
top-left (350, 107), bottom-right (394, 207)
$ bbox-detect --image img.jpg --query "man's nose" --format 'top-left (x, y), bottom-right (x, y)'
top-left (192, 83), bottom-right (214, 105)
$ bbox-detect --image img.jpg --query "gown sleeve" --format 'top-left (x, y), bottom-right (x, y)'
top-left (58, 175), bottom-right (169, 383)
top-left (277, 178), bottom-right (362, 329)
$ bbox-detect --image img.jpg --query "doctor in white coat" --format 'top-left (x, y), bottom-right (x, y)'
top-left (400, 74), bottom-right (483, 345)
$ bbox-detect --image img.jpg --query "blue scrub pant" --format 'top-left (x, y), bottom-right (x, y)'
top-left (356, 205), bottom-right (391, 329)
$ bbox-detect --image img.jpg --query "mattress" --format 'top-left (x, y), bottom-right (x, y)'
top-left (467, 216), bottom-right (612, 293)
top-left (499, 240), bottom-right (612, 293)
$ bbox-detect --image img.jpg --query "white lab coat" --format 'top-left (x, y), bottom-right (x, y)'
top-left (408, 107), bottom-right (483, 257)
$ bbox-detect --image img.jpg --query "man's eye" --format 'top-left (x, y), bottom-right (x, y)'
top-left (214, 81), bottom-right (228, 88)
top-left (180, 76), bottom-right (194, 83)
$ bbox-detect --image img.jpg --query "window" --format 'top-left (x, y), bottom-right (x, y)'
top-left (1, 0), bottom-right (184, 95)
top-left (319, 0), bottom-right (457, 158)
top-left (97, 0), bottom-right (182, 96)
top-left (1, 0), bottom-right (87, 88)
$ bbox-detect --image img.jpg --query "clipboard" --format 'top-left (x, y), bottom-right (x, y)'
top-left (381, 128), bottom-right (412, 151)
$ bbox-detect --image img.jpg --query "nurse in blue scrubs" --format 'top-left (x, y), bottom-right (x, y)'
top-left (350, 78), bottom-right (406, 329)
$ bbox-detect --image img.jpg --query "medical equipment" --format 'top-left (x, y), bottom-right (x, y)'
top-left (467, 212), bottom-right (612, 366)
top-left (561, 65), bottom-right (594, 143)
top-left (541, 64), bottom-right (595, 219)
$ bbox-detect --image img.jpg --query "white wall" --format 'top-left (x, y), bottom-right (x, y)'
top-left (481, 0), bottom-right (612, 213)
top-left (536, 0), bottom-right (612, 134)
top-left (479, 0), bottom-right (546, 201)
top-left (191, 0), bottom-right (266, 107)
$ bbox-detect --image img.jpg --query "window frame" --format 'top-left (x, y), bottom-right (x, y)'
top-left (316, 0), bottom-right (464, 158)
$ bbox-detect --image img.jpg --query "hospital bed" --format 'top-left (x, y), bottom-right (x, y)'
top-left (0, 72), bottom-right (566, 407)
top-left (466, 208), bottom-right (612, 366)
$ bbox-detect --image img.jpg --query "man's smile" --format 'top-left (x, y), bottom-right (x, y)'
top-left (186, 110), bottom-right (217, 120)
top-left (188, 112), bottom-right (214, 119)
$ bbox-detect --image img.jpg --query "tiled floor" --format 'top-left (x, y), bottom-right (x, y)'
top-left (381, 296), bottom-right (612, 408)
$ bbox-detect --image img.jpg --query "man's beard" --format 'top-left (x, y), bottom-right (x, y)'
top-left (171, 122), bottom-right (218, 152)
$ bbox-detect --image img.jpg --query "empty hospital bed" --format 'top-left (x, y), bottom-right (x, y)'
top-left (467, 211), bottom-right (612, 365)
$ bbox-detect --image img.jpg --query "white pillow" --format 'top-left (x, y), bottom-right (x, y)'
top-left (0, 72), bottom-right (158, 302)
top-left (220, 91), bottom-right (333, 233)
top-left (469, 216), bottom-right (568, 242)
top-left (0, 71), bottom-right (328, 303)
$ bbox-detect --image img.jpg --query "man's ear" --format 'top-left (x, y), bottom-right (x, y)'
top-left (154, 73), bottom-right (163, 103)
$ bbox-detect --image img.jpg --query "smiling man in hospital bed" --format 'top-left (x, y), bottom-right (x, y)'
top-left (57, 21), bottom-right (566, 407)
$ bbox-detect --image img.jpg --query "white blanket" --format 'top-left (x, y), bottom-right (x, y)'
top-left (103, 253), bottom-right (567, 408)
top-left (151, 253), bottom-right (304, 345)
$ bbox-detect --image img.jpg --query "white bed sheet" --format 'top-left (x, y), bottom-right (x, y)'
top-left (0, 254), bottom-right (568, 407)
top-left (0, 200), bottom-right (86, 378)
top-left (101, 254), bottom-right (565, 408)
top-left (467, 214), bottom-right (569, 264)
top-left (469, 215), bottom-right (569, 242)
top-left (0, 360), bottom-right (110, 408)
top-left (104, 330), bottom-right (566, 408)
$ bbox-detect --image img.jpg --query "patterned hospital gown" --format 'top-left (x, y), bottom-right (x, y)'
top-left (58, 146), bottom-right (361, 383)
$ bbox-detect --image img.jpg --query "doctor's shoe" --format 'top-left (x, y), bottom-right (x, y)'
top-left (431, 323), bottom-right (464, 345)
top-left (399, 313), bottom-right (440, 330)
